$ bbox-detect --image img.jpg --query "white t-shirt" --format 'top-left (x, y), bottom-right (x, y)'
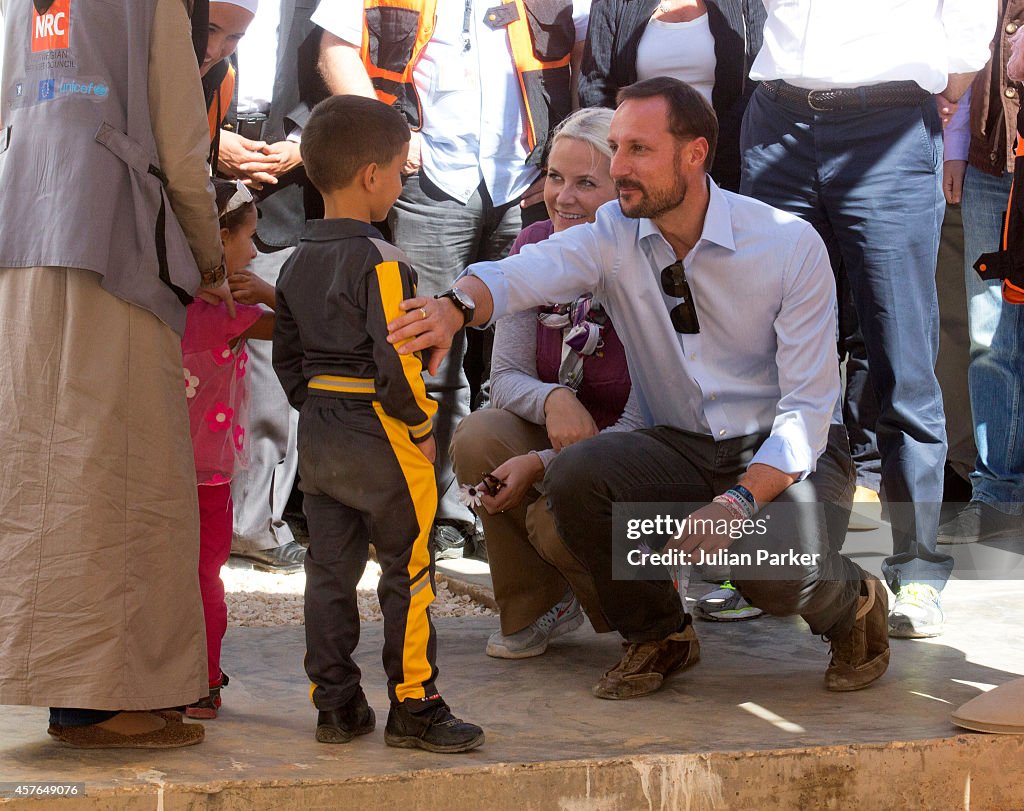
top-left (235, 0), bottom-right (282, 116)
top-left (635, 13), bottom-right (715, 104)
top-left (313, 0), bottom-right (590, 206)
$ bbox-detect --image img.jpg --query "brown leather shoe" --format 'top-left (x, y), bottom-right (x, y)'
top-left (48, 714), bottom-right (204, 749)
top-left (825, 575), bottom-right (890, 691)
top-left (593, 623), bottom-right (700, 700)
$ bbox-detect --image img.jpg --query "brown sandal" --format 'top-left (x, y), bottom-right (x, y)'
top-left (48, 714), bottom-right (204, 749)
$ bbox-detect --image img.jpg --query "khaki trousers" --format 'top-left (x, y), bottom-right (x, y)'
top-left (451, 409), bottom-right (609, 635)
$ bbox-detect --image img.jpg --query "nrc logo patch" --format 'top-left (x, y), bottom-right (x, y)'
top-left (32, 0), bottom-right (71, 53)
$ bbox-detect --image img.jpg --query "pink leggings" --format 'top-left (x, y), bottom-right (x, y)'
top-left (198, 483), bottom-right (233, 684)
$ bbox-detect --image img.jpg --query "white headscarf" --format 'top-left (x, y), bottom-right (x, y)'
top-left (211, 0), bottom-right (259, 14)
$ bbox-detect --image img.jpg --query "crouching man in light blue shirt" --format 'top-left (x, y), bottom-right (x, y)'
top-left (388, 77), bottom-right (889, 699)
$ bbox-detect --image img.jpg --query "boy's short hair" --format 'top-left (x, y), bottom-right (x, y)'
top-left (301, 95), bottom-right (411, 194)
top-left (617, 77), bottom-right (718, 171)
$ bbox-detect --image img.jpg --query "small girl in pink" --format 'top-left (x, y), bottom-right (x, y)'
top-left (182, 180), bottom-right (274, 719)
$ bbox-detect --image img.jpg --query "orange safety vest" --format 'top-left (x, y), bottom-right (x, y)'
top-left (975, 131), bottom-right (1024, 305)
top-left (359, 0), bottom-right (574, 165)
top-left (207, 62), bottom-right (236, 143)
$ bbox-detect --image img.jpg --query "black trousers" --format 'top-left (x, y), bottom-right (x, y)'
top-left (299, 395), bottom-right (438, 709)
top-left (545, 424), bottom-right (862, 643)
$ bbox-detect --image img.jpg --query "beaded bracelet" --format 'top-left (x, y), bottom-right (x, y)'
top-left (712, 491), bottom-right (750, 521)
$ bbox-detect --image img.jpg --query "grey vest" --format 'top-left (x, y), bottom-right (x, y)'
top-left (0, 0), bottom-right (198, 332)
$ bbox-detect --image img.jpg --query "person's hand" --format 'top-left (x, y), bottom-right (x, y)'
top-left (935, 93), bottom-right (959, 128)
top-left (403, 131), bottom-right (422, 176)
top-left (478, 453), bottom-right (545, 514)
top-left (519, 173), bottom-right (545, 210)
top-left (228, 269), bottom-right (275, 307)
top-left (387, 295), bottom-right (464, 375)
top-left (196, 279), bottom-right (237, 319)
top-left (544, 388), bottom-right (598, 451)
top-left (943, 160), bottom-right (968, 205)
top-left (416, 434), bottom-right (437, 464)
top-left (666, 501), bottom-right (734, 557)
top-left (216, 129), bottom-right (269, 179)
top-left (238, 140), bottom-right (303, 188)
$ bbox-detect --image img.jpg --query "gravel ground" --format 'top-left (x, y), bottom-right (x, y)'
top-left (223, 559), bottom-right (494, 628)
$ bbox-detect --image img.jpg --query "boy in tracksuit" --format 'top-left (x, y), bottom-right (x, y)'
top-left (272, 95), bottom-right (484, 754)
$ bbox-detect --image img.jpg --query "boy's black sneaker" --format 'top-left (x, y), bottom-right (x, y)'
top-left (315, 688), bottom-right (376, 744)
top-left (384, 698), bottom-right (484, 753)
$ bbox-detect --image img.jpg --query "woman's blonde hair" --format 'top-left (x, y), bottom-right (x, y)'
top-left (550, 107), bottom-right (615, 160)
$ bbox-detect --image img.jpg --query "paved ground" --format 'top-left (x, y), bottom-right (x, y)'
top-left (1, 512), bottom-right (1022, 809)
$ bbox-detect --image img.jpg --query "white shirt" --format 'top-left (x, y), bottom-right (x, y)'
top-left (464, 181), bottom-right (841, 479)
top-left (636, 14), bottom-right (715, 104)
top-left (313, 0), bottom-right (590, 206)
top-left (235, 0), bottom-right (282, 116)
top-left (750, 0), bottom-right (999, 93)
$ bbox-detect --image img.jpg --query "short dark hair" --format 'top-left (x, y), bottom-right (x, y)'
top-left (616, 77), bottom-right (718, 171)
top-left (300, 95), bottom-right (411, 194)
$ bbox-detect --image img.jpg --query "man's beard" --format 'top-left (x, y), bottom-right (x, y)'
top-left (615, 151), bottom-right (688, 219)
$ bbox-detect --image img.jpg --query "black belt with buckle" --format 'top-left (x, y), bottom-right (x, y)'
top-left (760, 80), bottom-right (931, 112)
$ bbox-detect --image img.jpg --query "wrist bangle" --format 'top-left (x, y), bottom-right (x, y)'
top-left (200, 262), bottom-right (227, 288)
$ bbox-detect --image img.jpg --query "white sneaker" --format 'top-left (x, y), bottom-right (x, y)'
top-left (888, 583), bottom-right (943, 638)
top-left (486, 593), bottom-right (584, 659)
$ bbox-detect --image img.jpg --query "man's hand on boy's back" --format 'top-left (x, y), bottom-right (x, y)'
top-left (416, 435), bottom-right (437, 464)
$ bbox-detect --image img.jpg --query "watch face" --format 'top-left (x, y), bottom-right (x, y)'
top-left (453, 287), bottom-right (475, 310)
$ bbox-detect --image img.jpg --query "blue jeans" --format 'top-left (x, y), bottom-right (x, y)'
top-left (962, 166), bottom-right (1024, 513)
top-left (49, 708), bottom-right (117, 726)
top-left (388, 173), bottom-right (523, 525)
top-left (741, 88), bottom-right (952, 591)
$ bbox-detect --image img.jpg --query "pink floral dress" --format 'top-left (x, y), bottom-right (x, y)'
top-left (182, 300), bottom-right (264, 485)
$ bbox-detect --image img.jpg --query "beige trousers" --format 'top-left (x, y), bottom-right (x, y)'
top-left (451, 409), bottom-right (609, 635)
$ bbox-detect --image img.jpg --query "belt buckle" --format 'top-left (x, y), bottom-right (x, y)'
top-left (806, 89), bottom-right (833, 112)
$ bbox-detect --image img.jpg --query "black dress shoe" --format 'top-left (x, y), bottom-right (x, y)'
top-left (384, 698), bottom-right (484, 753)
top-left (937, 501), bottom-right (1023, 545)
top-left (231, 540), bottom-right (306, 572)
top-left (315, 689), bottom-right (376, 744)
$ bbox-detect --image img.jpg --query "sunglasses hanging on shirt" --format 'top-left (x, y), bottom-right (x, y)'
top-left (660, 260), bottom-right (701, 334)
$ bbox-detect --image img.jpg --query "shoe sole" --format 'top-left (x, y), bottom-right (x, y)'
top-left (48, 726), bottom-right (205, 749)
top-left (246, 561), bottom-right (304, 573)
top-left (185, 707), bottom-right (218, 720)
top-left (485, 609), bottom-right (585, 660)
top-left (384, 730), bottom-right (485, 753)
top-left (695, 606), bottom-right (765, 622)
top-left (888, 621), bottom-right (942, 639)
top-left (937, 528), bottom-right (1022, 545)
top-left (315, 724), bottom-right (375, 744)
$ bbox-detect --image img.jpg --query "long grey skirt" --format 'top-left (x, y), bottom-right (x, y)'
top-left (0, 267), bottom-right (207, 710)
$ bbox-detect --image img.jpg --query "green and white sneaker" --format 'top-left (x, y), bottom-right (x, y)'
top-left (888, 583), bottom-right (943, 638)
top-left (694, 582), bottom-right (763, 622)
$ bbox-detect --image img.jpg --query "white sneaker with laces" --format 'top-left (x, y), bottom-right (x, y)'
top-left (486, 593), bottom-right (584, 659)
top-left (888, 583), bottom-right (943, 638)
